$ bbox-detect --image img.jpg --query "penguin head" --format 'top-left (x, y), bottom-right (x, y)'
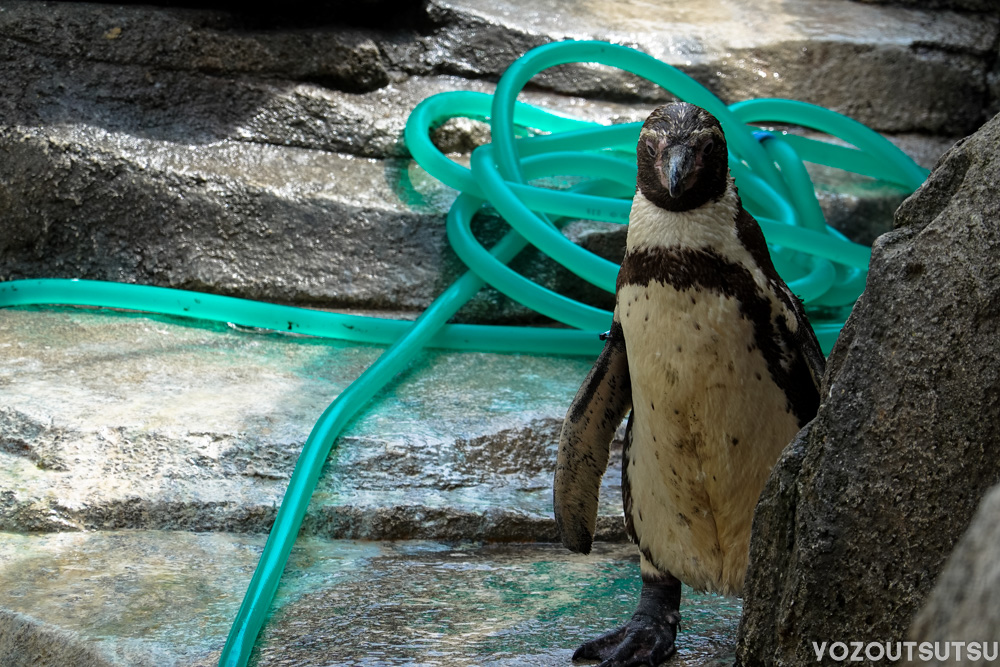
top-left (636, 102), bottom-right (729, 212)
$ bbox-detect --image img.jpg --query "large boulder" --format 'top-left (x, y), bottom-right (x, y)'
top-left (736, 112), bottom-right (1000, 665)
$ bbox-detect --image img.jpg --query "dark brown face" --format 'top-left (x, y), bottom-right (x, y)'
top-left (636, 102), bottom-right (729, 212)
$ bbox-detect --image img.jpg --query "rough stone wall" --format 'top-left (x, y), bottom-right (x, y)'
top-left (736, 112), bottom-right (1000, 666)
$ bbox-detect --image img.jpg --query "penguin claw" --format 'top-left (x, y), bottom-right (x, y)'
top-left (572, 626), bottom-right (627, 662)
top-left (572, 612), bottom-right (678, 667)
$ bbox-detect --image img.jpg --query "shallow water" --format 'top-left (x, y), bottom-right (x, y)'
top-left (0, 532), bottom-right (739, 666)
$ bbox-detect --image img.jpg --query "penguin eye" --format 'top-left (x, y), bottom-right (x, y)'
top-left (702, 139), bottom-right (716, 157)
top-left (645, 140), bottom-right (656, 158)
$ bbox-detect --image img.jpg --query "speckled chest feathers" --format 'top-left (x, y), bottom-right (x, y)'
top-left (617, 178), bottom-right (822, 594)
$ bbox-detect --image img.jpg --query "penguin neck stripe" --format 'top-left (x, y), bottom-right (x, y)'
top-left (616, 246), bottom-right (819, 426)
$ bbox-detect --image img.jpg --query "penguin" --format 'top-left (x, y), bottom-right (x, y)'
top-left (553, 102), bottom-right (825, 666)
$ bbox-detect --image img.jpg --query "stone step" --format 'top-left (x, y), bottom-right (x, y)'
top-left (2, 0), bottom-right (987, 144)
top-left (0, 122), bottom-right (462, 312)
top-left (4, 0), bottom-right (989, 134)
top-left (0, 531), bottom-right (740, 666)
top-left (0, 70), bottom-right (647, 319)
top-left (0, 109), bottom-right (948, 317)
top-left (0, 306), bottom-right (625, 541)
top-left (1, 0), bottom-right (974, 314)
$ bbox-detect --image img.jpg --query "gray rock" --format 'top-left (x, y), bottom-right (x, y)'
top-left (906, 483), bottom-right (1000, 666)
top-left (1, 0), bottom-right (994, 136)
top-left (736, 112), bottom-right (1000, 665)
top-left (0, 2), bottom-right (391, 93)
top-left (0, 5), bottom-right (647, 162)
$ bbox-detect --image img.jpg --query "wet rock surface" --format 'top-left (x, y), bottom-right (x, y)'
top-left (0, 306), bottom-right (626, 540)
top-left (0, 609), bottom-right (142, 667)
top-left (0, 305), bottom-right (751, 666)
top-left (736, 112), bottom-right (1000, 665)
top-left (0, 532), bottom-right (740, 667)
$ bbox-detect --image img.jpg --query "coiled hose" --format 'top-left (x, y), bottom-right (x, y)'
top-left (0, 40), bottom-right (928, 667)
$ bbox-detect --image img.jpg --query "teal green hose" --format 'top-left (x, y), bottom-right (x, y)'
top-left (216, 226), bottom-right (537, 667)
top-left (0, 40), bottom-right (929, 667)
top-left (0, 279), bottom-right (603, 356)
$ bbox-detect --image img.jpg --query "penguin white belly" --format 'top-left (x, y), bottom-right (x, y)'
top-left (619, 280), bottom-right (801, 595)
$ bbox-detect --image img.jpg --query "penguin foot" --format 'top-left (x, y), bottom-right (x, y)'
top-left (572, 573), bottom-right (681, 667)
top-left (571, 611), bottom-right (678, 667)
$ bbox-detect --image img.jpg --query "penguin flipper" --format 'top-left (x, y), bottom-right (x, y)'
top-left (554, 321), bottom-right (632, 555)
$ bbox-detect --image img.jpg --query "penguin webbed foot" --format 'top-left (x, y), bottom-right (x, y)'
top-left (571, 613), bottom-right (677, 667)
top-left (572, 575), bottom-right (681, 667)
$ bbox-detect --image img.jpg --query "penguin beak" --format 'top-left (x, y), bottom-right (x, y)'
top-left (661, 145), bottom-right (696, 198)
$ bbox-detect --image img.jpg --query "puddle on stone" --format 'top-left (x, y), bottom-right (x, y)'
top-left (252, 541), bottom-right (739, 667)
